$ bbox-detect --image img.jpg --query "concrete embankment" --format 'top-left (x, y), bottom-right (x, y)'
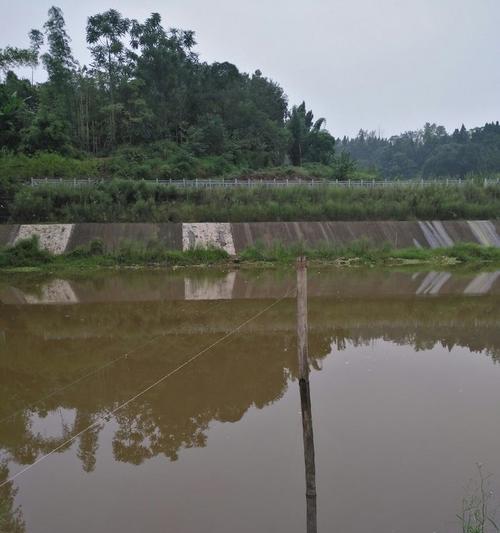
top-left (0, 220), bottom-right (499, 255)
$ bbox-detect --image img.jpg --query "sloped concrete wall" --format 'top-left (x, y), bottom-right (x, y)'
top-left (182, 223), bottom-right (235, 255)
top-left (0, 220), bottom-right (499, 255)
top-left (16, 224), bottom-right (74, 254)
top-left (67, 223), bottom-right (182, 251)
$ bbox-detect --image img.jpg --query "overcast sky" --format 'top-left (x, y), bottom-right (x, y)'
top-left (1, 0), bottom-right (499, 137)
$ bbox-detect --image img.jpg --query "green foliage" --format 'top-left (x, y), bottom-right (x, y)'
top-left (0, 89), bottom-right (30, 150)
top-left (2, 236), bottom-right (499, 272)
top-left (87, 9), bottom-right (131, 148)
top-left (241, 240), bottom-right (500, 265)
top-left (331, 151), bottom-right (357, 180)
top-left (0, 237), bottom-right (52, 267)
top-left (0, 46), bottom-right (36, 76)
top-left (2, 8), bottom-right (500, 182)
top-left (0, 237), bottom-right (229, 270)
top-left (5, 180), bottom-right (500, 223)
top-left (0, 8), bottom-right (335, 171)
top-left (338, 122), bottom-right (500, 178)
top-left (0, 152), bottom-right (101, 179)
top-left (241, 239), bottom-right (390, 263)
top-left (41, 6), bottom-right (77, 86)
top-left (287, 102), bottom-right (335, 165)
top-left (21, 106), bottom-right (72, 153)
top-left (66, 238), bottom-right (228, 266)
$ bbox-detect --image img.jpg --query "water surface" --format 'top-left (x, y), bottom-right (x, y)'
top-left (1, 268), bottom-right (500, 533)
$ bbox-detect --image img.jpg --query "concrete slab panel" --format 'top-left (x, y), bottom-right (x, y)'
top-left (157, 224), bottom-right (183, 250)
top-left (441, 221), bottom-right (476, 244)
top-left (67, 223), bottom-right (160, 251)
top-left (0, 224), bottom-right (19, 247)
top-left (467, 221), bottom-right (500, 246)
top-left (182, 223), bottom-right (235, 254)
top-left (15, 224), bottom-right (74, 254)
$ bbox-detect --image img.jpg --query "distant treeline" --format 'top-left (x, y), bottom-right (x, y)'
top-left (0, 7), bottom-right (336, 179)
top-left (337, 122), bottom-right (500, 178)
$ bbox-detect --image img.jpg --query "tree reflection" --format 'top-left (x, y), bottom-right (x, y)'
top-left (0, 294), bottom-right (498, 477)
top-left (0, 461), bottom-right (25, 533)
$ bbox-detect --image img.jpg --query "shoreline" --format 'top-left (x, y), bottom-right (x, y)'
top-left (1, 244), bottom-right (500, 275)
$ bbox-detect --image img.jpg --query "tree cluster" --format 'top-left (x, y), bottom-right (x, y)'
top-left (0, 7), bottom-right (335, 177)
top-left (337, 122), bottom-right (500, 178)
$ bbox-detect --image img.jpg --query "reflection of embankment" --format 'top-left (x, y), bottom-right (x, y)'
top-left (2, 269), bottom-right (500, 305)
top-left (1, 293), bottom-right (499, 473)
top-left (1, 296), bottom-right (498, 349)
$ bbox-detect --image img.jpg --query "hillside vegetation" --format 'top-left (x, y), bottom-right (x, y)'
top-left (1, 7), bottom-right (499, 183)
top-left (1, 7), bottom-right (341, 181)
top-left (1, 179), bottom-right (498, 223)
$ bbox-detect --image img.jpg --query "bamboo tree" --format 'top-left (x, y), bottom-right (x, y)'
top-left (86, 9), bottom-right (131, 149)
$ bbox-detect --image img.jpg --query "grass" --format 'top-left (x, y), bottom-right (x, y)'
top-left (0, 237), bottom-right (230, 272)
top-left (0, 150), bottom-right (359, 182)
top-left (2, 178), bottom-right (500, 223)
top-left (1, 237), bottom-right (499, 273)
top-left (239, 240), bottom-right (500, 265)
top-left (458, 464), bottom-right (499, 533)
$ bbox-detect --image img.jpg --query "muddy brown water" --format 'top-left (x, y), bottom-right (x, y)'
top-left (1, 268), bottom-right (500, 533)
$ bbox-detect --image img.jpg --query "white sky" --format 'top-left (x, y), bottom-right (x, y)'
top-left (1, 0), bottom-right (499, 137)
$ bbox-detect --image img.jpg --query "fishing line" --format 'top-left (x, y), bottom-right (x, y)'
top-left (0, 297), bottom-right (227, 426)
top-left (0, 286), bottom-right (293, 489)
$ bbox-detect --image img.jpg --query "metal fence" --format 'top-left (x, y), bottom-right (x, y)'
top-left (29, 177), bottom-right (500, 189)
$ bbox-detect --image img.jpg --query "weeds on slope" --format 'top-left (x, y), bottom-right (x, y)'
top-left (0, 237), bottom-right (229, 271)
top-left (240, 240), bottom-right (500, 265)
top-left (5, 180), bottom-right (500, 223)
top-left (1, 237), bottom-right (499, 272)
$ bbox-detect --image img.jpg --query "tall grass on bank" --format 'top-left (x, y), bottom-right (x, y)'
top-left (1, 237), bottom-right (499, 271)
top-left (240, 240), bottom-right (500, 264)
top-left (0, 237), bottom-right (229, 270)
top-left (3, 179), bottom-right (500, 223)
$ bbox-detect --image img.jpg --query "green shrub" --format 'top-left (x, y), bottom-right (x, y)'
top-left (0, 237), bottom-right (52, 267)
top-left (4, 179), bottom-right (500, 224)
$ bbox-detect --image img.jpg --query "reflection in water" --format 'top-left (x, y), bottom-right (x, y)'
top-left (300, 380), bottom-right (316, 533)
top-left (296, 258), bottom-right (317, 533)
top-left (464, 271), bottom-right (500, 295)
top-left (416, 271), bottom-right (452, 295)
top-left (2, 268), bottom-right (500, 305)
top-left (0, 461), bottom-right (24, 533)
top-left (0, 268), bottom-right (500, 532)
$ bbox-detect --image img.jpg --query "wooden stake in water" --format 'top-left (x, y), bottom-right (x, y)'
top-left (296, 257), bottom-right (317, 533)
top-left (297, 256), bottom-right (309, 381)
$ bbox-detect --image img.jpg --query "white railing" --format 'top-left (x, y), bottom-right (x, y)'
top-left (29, 177), bottom-right (500, 189)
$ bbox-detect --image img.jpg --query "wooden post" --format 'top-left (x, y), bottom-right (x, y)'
top-left (296, 257), bottom-right (317, 533)
top-left (297, 257), bottom-right (309, 380)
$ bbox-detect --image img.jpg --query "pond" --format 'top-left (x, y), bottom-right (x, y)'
top-left (1, 267), bottom-right (500, 533)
